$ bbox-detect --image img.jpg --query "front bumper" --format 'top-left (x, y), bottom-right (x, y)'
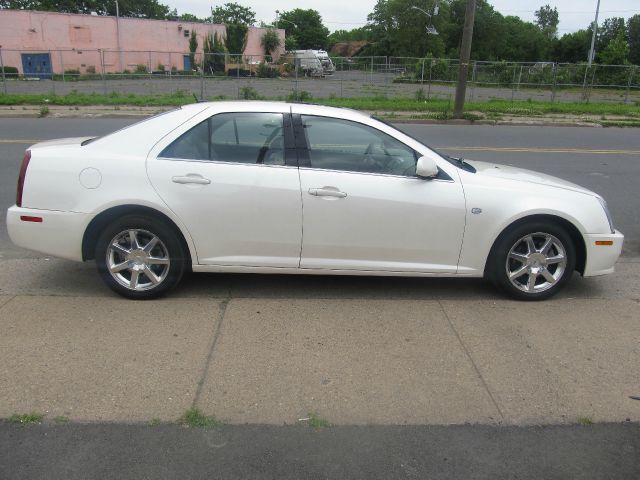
top-left (583, 230), bottom-right (624, 277)
top-left (6, 206), bottom-right (90, 262)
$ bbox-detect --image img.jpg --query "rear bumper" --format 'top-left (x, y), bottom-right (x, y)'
top-left (583, 230), bottom-right (624, 277)
top-left (6, 206), bottom-right (90, 261)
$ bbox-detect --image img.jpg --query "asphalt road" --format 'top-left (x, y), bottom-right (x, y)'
top-left (1, 118), bottom-right (639, 479)
top-left (1, 118), bottom-right (638, 258)
top-left (2, 422), bottom-right (638, 480)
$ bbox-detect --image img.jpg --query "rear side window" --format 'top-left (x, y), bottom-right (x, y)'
top-left (160, 113), bottom-right (285, 165)
top-left (160, 119), bottom-right (209, 160)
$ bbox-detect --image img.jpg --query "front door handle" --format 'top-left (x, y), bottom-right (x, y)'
top-left (308, 187), bottom-right (347, 198)
top-left (172, 174), bottom-right (211, 185)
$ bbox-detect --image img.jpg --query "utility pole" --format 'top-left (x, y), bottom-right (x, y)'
top-left (453, 0), bottom-right (476, 118)
top-left (587, 0), bottom-right (601, 66)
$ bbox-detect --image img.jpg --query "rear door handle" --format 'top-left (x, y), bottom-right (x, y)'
top-left (172, 174), bottom-right (211, 185)
top-left (308, 187), bottom-right (347, 198)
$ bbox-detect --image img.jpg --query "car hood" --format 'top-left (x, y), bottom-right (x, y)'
top-left (464, 159), bottom-right (596, 196)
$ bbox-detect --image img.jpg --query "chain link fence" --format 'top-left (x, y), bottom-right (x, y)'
top-left (1, 49), bottom-right (638, 104)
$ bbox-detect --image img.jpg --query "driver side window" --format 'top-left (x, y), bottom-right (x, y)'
top-left (300, 115), bottom-right (417, 176)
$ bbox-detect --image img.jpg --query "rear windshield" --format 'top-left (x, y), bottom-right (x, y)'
top-left (81, 107), bottom-right (182, 146)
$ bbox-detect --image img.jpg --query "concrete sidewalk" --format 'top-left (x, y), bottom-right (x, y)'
top-left (0, 258), bottom-right (638, 426)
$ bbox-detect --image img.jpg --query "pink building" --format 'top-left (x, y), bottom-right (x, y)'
top-left (0, 9), bottom-right (285, 77)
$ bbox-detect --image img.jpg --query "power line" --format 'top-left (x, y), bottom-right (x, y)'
top-left (500, 9), bottom-right (638, 14)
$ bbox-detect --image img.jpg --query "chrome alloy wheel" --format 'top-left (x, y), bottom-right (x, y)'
top-left (106, 229), bottom-right (170, 291)
top-left (505, 232), bottom-right (567, 294)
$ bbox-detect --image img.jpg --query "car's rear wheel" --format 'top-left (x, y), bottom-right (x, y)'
top-left (489, 222), bottom-right (576, 301)
top-left (95, 215), bottom-right (186, 299)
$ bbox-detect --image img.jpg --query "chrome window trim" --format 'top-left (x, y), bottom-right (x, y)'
top-left (155, 156), bottom-right (295, 169)
top-left (298, 166), bottom-right (455, 182)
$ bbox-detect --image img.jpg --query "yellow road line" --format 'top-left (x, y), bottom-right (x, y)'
top-left (1, 139), bottom-right (639, 155)
top-left (436, 146), bottom-right (640, 155)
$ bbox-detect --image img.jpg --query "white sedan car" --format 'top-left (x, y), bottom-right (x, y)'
top-left (7, 102), bottom-right (623, 300)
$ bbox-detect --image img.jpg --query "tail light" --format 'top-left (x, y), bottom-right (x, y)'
top-left (16, 150), bottom-right (31, 207)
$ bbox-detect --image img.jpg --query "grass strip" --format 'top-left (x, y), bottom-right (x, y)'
top-left (0, 91), bottom-right (638, 117)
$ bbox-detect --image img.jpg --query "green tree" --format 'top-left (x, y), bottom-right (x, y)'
top-left (188, 30), bottom-right (198, 70)
top-left (0, 0), bottom-right (172, 18)
top-left (598, 31), bottom-right (630, 64)
top-left (203, 32), bottom-right (226, 73)
top-left (278, 9), bottom-right (329, 50)
top-left (553, 29), bottom-right (591, 63)
top-left (284, 35), bottom-right (299, 52)
top-left (178, 13), bottom-right (202, 22)
top-left (365, 0), bottom-right (554, 60)
top-left (535, 4), bottom-right (559, 39)
top-left (628, 14), bottom-right (640, 65)
top-left (261, 30), bottom-right (281, 58)
top-left (209, 2), bottom-right (254, 54)
top-left (101, 0), bottom-right (170, 18)
top-left (210, 2), bottom-right (255, 25)
top-left (597, 17), bottom-right (626, 52)
top-left (366, 0), bottom-right (449, 57)
top-left (327, 27), bottom-right (369, 48)
top-left (225, 23), bottom-right (248, 54)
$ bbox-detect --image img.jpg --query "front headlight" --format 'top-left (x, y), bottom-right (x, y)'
top-left (597, 196), bottom-right (615, 234)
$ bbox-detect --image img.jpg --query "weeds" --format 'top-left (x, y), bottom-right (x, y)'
top-left (287, 90), bottom-right (313, 103)
top-left (239, 86), bottom-right (260, 100)
top-left (577, 416), bottom-right (594, 425)
top-left (179, 407), bottom-right (221, 428)
top-left (301, 412), bottom-right (331, 431)
top-left (8, 413), bottom-right (44, 425)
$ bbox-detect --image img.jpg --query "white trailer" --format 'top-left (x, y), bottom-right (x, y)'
top-left (292, 50), bottom-right (335, 77)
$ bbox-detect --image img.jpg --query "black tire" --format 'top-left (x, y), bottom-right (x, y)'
top-left (95, 214), bottom-right (187, 299)
top-left (487, 221), bottom-right (576, 301)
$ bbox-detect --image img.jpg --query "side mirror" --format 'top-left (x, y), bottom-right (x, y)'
top-left (416, 156), bottom-right (439, 179)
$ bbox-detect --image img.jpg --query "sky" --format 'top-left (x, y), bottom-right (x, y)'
top-left (169, 0), bottom-right (639, 34)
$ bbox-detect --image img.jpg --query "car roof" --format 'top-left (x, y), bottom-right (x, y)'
top-left (200, 100), bottom-right (369, 122)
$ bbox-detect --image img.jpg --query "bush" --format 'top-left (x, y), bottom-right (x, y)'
top-left (414, 57), bottom-right (454, 83)
top-left (287, 90), bottom-right (313, 102)
top-left (86, 65), bottom-right (96, 74)
top-left (256, 62), bottom-right (277, 78)
top-left (64, 69), bottom-right (80, 75)
top-left (240, 86), bottom-right (259, 100)
top-left (134, 64), bottom-right (147, 74)
top-left (157, 63), bottom-right (165, 72)
top-left (1, 66), bottom-right (19, 78)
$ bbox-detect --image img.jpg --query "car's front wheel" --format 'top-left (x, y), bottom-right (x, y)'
top-left (95, 215), bottom-right (187, 299)
top-left (489, 222), bottom-right (576, 301)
